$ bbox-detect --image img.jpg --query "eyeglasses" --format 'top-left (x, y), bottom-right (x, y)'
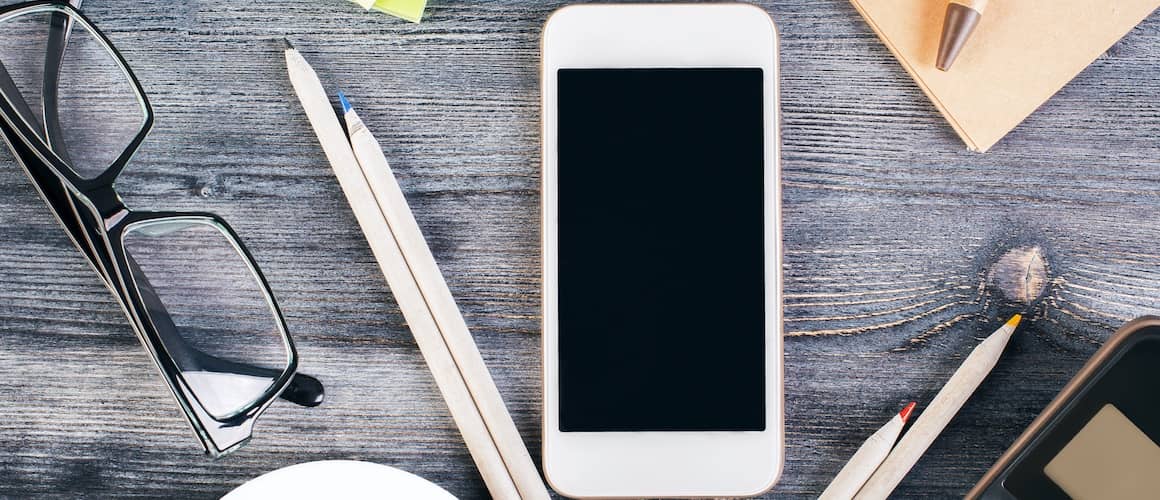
top-left (0, 0), bottom-right (324, 457)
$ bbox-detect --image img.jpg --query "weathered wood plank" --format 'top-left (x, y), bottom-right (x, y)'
top-left (2, 0), bottom-right (1160, 498)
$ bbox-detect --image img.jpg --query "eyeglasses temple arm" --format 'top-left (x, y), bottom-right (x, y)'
top-left (41, 6), bottom-right (77, 165)
top-left (0, 62), bottom-right (42, 137)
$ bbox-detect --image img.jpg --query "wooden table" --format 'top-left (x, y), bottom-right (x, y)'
top-left (2, 1), bottom-right (1158, 497)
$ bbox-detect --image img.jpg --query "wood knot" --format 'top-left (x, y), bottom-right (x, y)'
top-left (988, 246), bottom-right (1049, 305)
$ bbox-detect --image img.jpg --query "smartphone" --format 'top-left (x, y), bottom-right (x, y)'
top-left (540, 4), bottom-right (783, 497)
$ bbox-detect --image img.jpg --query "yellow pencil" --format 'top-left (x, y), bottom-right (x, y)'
top-left (854, 314), bottom-right (1022, 499)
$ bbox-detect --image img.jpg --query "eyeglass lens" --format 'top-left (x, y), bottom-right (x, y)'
top-left (122, 218), bottom-right (291, 420)
top-left (0, 7), bottom-right (146, 178)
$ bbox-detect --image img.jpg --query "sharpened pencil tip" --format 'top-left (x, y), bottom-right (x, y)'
top-left (899, 401), bottom-right (917, 423)
top-left (282, 38), bottom-right (296, 51)
top-left (338, 91), bottom-right (353, 113)
top-left (1005, 314), bottom-right (1022, 329)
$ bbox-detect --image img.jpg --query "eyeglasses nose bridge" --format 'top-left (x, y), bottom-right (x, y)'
top-left (77, 182), bottom-right (127, 225)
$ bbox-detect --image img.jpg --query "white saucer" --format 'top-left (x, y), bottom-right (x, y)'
top-left (223, 460), bottom-right (457, 500)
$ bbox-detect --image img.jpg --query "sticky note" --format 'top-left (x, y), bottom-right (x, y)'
top-left (348, 0), bottom-right (427, 23)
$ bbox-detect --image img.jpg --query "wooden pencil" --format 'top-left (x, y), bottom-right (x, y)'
top-left (818, 402), bottom-right (916, 500)
top-left (284, 41), bottom-right (522, 499)
top-left (341, 94), bottom-right (550, 500)
top-left (853, 314), bottom-right (1022, 500)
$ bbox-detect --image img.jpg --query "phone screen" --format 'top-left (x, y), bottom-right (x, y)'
top-left (556, 68), bottom-right (766, 432)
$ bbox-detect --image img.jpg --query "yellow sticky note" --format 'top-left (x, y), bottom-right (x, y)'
top-left (348, 0), bottom-right (426, 23)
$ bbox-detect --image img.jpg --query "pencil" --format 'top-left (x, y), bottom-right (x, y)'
top-left (340, 92), bottom-right (550, 500)
top-left (283, 41), bottom-right (524, 499)
top-left (818, 402), bottom-right (917, 500)
top-left (853, 314), bottom-right (1022, 500)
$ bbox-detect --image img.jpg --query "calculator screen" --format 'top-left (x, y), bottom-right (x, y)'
top-left (1044, 404), bottom-right (1160, 499)
top-left (995, 334), bottom-right (1160, 499)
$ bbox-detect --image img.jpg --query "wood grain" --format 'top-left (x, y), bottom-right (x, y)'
top-left (1, 0), bottom-right (1159, 498)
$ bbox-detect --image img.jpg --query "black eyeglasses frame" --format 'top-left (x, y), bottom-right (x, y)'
top-left (0, 0), bottom-right (323, 457)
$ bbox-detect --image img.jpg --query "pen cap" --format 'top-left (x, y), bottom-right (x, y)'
top-left (937, 2), bottom-right (983, 71)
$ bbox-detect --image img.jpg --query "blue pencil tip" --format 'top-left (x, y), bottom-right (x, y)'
top-left (337, 91), bottom-right (353, 113)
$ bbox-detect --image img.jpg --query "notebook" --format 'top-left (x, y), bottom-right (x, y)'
top-left (850, 0), bottom-right (1160, 152)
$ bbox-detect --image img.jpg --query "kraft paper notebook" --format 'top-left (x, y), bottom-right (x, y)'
top-left (851, 0), bottom-right (1160, 152)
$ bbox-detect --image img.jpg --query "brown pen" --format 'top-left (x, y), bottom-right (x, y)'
top-left (937, 0), bottom-right (988, 71)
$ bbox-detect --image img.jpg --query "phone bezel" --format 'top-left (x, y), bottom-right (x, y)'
top-left (540, 4), bottom-right (783, 498)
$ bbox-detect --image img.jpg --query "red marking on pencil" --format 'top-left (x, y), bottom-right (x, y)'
top-left (899, 402), bottom-right (917, 423)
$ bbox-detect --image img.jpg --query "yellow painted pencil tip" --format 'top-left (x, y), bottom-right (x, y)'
top-left (1005, 314), bottom-right (1022, 329)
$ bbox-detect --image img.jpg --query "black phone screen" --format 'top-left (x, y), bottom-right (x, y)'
top-left (556, 68), bottom-right (766, 432)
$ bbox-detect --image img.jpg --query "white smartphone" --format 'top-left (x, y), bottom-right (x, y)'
top-left (540, 4), bottom-right (782, 498)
